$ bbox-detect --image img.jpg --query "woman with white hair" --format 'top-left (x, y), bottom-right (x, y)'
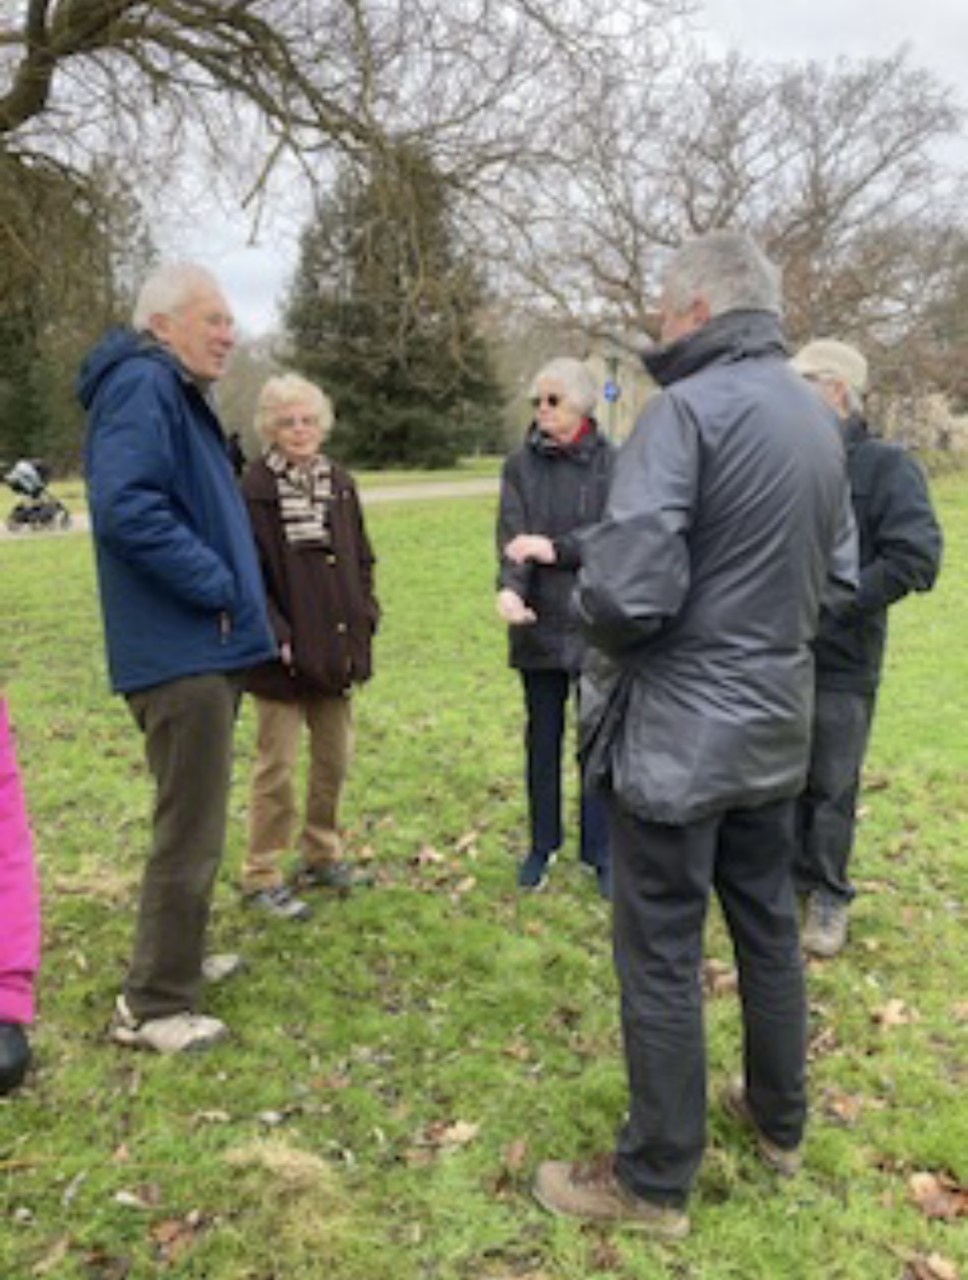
top-left (241, 374), bottom-right (379, 920)
top-left (497, 357), bottom-right (614, 895)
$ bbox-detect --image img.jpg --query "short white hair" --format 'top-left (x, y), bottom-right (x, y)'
top-left (529, 358), bottom-right (598, 416)
top-left (132, 263), bottom-right (224, 330)
top-left (255, 373), bottom-right (334, 445)
top-left (792, 339), bottom-right (869, 415)
top-left (663, 230), bottom-right (782, 319)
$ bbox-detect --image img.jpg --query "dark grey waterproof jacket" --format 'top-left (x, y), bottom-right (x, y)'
top-left (497, 423), bottom-right (613, 673)
top-left (814, 416), bottom-right (942, 695)
top-left (575, 310), bottom-right (857, 826)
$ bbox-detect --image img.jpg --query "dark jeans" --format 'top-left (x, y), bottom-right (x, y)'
top-left (125, 673), bottom-right (240, 1020)
top-left (520, 669), bottom-right (610, 869)
top-left (795, 688), bottom-right (875, 905)
top-left (610, 796), bottom-right (807, 1208)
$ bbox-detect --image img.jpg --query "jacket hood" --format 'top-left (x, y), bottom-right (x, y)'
top-left (644, 310), bottom-right (788, 388)
top-left (76, 328), bottom-right (177, 410)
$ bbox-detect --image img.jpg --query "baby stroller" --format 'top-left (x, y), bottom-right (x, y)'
top-left (3, 459), bottom-right (72, 533)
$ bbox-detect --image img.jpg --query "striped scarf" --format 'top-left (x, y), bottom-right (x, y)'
top-left (264, 447), bottom-right (334, 548)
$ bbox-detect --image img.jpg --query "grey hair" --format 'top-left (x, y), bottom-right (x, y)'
top-left (663, 230), bottom-right (782, 319)
top-left (132, 263), bottom-right (224, 330)
top-left (255, 373), bottom-right (334, 445)
top-left (529, 357), bottom-right (598, 416)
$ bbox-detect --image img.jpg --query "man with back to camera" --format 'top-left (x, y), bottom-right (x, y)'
top-left (532, 230), bottom-right (857, 1237)
top-left (79, 263), bottom-right (275, 1054)
top-left (791, 339), bottom-right (942, 958)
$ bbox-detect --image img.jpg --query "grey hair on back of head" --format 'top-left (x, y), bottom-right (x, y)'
top-left (663, 230), bottom-right (782, 319)
top-left (529, 357), bottom-right (598, 416)
top-left (132, 263), bottom-right (223, 330)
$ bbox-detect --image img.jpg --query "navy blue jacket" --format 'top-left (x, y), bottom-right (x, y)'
top-left (815, 416), bottom-right (942, 694)
top-left (78, 329), bottom-right (275, 694)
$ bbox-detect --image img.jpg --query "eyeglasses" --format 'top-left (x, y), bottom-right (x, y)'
top-left (274, 412), bottom-right (320, 431)
top-left (530, 393), bottom-right (563, 409)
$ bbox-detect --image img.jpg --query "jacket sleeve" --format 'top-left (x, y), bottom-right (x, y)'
top-left (496, 455), bottom-right (533, 598)
top-left (87, 371), bottom-right (236, 612)
top-left (854, 450), bottom-right (942, 614)
top-left (346, 476), bottom-right (380, 630)
top-left (820, 480), bottom-right (859, 615)
top-left (242, 490), bottom-right (292, 648)
top-left (574, 396), bottom-right (695, 654)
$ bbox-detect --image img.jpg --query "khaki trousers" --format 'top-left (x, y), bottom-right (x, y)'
top-left (244, 694), bottom-right (353, 892)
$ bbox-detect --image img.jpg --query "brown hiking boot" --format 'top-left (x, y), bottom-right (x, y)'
top-left (720, 1080), bottom-right (802, 1177)
top-left (533, 1155), bottom-right (689, 1240)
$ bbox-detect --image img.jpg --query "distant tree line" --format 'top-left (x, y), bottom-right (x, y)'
top-left (1, 2), bottom-right (966, 471)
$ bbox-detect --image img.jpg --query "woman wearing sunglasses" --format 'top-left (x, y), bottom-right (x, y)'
top-left (496, 358), bottom-right (614, 895)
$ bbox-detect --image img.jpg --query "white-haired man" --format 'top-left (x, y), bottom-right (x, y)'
top-left (791, 340), bottom-right (942, 957)
top-left (79, 263), bottom-right (275, 1053)
top-left (533, 231), bottom-right (857, 1236)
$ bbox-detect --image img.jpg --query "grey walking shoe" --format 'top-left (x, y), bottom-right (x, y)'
top-left (802, 893), bottom-right (848, 958)
top-left (295, 861), bottom-right (373, 892)
top-left (109, 996), bottom-right (228, 1054)
top-left (244, 884), bottom-right (312, 921)
top-left (201, 952), bottom-right (244, 984)
top-left (720, 1079), bottom-right (803, 1176)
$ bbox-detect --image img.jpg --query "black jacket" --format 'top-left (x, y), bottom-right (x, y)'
top-left (814, 416), bottom-right (941, 694)
top-left (497, 422), bottom-right (613, 673)
top-left (576, 311), bottom-right (857, 825)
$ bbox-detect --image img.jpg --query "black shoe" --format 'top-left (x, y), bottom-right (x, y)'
top-left (0, 1023), bottom-right (31, 1094)
top-left (517, 850), bottom-right (554, 890)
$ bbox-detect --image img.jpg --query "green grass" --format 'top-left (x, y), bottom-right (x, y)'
top-left (0, 476), bottom-right (965, 1279)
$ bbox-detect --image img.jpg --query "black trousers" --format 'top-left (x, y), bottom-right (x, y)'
top-left (520, 669), bottom-right (610, 868)
top-left (610, 796), bottom-right (807, 1207)
top-left (795, 687), bottom-right (875, 905)
top-left (125, 673), bottom-right (240, 1020)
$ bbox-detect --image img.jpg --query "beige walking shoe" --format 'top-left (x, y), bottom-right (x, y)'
top-left (533, 1156), bottom-right (690, 1240)
top-left (109, 996), bottom-right (228, 1054)
top-left (720, 1079), bottom-right (802, 1176)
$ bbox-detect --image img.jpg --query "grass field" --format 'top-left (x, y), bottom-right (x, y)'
top-left (0, 477), bottom-right (965, 1279)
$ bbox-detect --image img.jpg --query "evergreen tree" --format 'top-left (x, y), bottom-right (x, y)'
top-left (285, 144), bottom-right (503, 468)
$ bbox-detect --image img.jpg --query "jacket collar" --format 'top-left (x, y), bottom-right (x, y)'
top-left (526, 418), bottom-right (604, 461)
top-left (643, 310), bottom-right (788, 388)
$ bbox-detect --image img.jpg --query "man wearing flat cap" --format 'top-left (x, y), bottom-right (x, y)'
top-left (791, 339), bottom-right (943, 957)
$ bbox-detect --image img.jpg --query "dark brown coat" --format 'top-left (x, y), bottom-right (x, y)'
top-left (242, 457), bottom-right (379, 701)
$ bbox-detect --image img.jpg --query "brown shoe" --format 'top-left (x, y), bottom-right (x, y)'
top-left (720, 1080), bottom-right (802, 1176)
top-left (533, 1156), bottom-right (689, 1240)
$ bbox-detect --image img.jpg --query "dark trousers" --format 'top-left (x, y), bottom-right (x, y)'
top-left (125, 673), bottom-right (240, 1020)
top-left (610, 797), bottom-right (806, 1207)
top-left (520, 669), bottom-right (610, 868)
top-left (795, 688), bottom-right (875, 905)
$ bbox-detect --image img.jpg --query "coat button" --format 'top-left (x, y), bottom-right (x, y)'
top-left (336, 622), bottom-right (347, 633)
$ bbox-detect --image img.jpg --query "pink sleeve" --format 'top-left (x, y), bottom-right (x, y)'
top-left (0, 699), bottom-right (41, 1024)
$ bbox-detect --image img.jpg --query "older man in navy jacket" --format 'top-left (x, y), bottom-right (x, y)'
top-left (80, 263), bottom-right (274, 1054)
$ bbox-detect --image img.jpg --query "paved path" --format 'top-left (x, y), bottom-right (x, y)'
top-left (0, 477), bottom-right (499, 541)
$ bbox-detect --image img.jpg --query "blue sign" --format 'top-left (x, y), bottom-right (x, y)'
top-left (603, 379), bottom-right (621, 402)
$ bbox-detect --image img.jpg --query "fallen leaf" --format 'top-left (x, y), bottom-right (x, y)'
top-left (451, 875), bottom-right (477, 897)
top-left (413, 844), bottom-right (444, 866)
top-left (874, 999), bottom-right (920, 1029)
top-left (952, 1003), bottom-right (968, 1024)
top-left (503, 1138), bottom-right (528, 1172)
top-left (454, 830), bottom-right (479, 854)
top-left (31, 1235), bottom-right (71, 1276)
top-left (909, 1171), bottom-right (968, 1221)
top-left (149, 1214), bottom-right (206, 1264)
top-left (822, 1089), bottom-right (864, 1126)
top-left (903, 1252), bottom-right (960, 1280)
top-left (702, 958), bottom-right (738, 997)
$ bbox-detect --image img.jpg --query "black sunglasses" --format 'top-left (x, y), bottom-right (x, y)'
top-left (530, 393), bottom-right (562, 408)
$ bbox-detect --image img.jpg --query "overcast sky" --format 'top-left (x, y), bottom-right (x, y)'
top-left (187, 0), bottom-right (968, 337)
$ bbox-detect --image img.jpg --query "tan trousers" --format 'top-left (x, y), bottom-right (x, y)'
top-left (244, 694), bottom-right (353, 892)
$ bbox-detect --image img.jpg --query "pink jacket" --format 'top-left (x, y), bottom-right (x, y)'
top-left (0, 699), bottom-right (40, 1024)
